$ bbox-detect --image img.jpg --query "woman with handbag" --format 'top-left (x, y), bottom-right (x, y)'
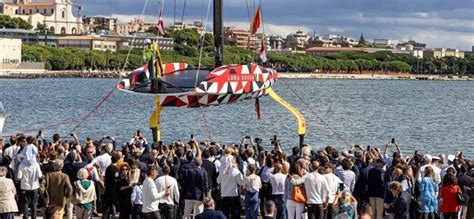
top-left (419, 166), bottom-right (439, 219)
top-left (285, 163), bottom-right (305, 219)
top-left (440, 172), bottom-right (461, 219)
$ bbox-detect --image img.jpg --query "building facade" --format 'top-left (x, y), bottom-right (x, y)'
top-left (307, 34), bottom-right (358, 48)
top-left (57, 35), bottom-right (128, 52)
top-left (268, 35), bottom-right (284, 50)
top-left (116, 18), bottom-right (155, 35)
top-left (170, 21), bottom-right (204, 33)
top-left (396, 40), bottom-right (426, 50)
top-left (0, 0), bottom-right (83, 35)
top-left (83, 16), bottom-right (118, 33)
top-left (0, 28), bottom-right (58, 46)
top-left (445, 48), bottom-right (464, 58)
top-left (411, 50), bottom-right (423, 59)
top-left (306, 47), bottom-right (363, 56)
top-left (0, 38), bottom-right (22, 68)
top-left (423, 48), bottom-right (464, 59)
top-left (373, 39), bottom-right (391, 46)
top-left (224, 26), bottom-right (258, 49)
top-left (285, 30), bottom-right (308, 50)
top-left (121, 32), bottom-right (174, 51)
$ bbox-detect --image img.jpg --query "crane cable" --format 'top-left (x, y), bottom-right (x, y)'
top-left (192, 0), bottom-right (213, 141)
top-left (68, 0), bottom-right (151, 134)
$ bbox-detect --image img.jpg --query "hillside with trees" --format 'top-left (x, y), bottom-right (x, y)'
top-left (21, 28), bottom-right (474, 75)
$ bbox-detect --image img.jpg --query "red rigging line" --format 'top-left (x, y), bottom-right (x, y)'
top-left (281, 79), bottom-right (353, 148)
top-left (198, 107), bottom-right (213, 141)
top-left (68, 87), bottom-right (116, 134)
top-left (10, 98), bottom-right (155, 137)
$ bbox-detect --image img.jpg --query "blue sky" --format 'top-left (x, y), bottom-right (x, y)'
top-left (35, 0), bottom-right (474, 50)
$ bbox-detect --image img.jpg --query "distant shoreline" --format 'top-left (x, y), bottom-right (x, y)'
top-left (0, 70), bottom-right (472, 81)
top-left (278, 73), bottom-right (473, 81)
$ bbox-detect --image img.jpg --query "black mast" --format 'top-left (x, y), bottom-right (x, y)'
top-left (213, 0), bottom-right (224, 68)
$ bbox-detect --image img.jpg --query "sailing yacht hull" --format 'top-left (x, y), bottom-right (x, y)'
top-left (118, 64), bottom-right (278, 108)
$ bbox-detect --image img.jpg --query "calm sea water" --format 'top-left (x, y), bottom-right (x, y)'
top-left (0, 78), bottom-right (473, 156)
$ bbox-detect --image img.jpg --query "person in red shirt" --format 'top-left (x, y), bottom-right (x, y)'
top-left (440, 172), bottom-right (461, 219)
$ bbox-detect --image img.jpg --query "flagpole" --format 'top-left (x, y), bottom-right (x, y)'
top-left (259, 0), bottom-right (267, 66)
top-left (213, 0), bottom-right (224, 68)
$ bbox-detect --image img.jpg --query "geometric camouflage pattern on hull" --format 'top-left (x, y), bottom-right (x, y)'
top-left (117, 63), bottom-right (279, 108)
top-left (196, 64), bottom-right (278, 95)
top-left (160, 64), bottom-right (278, 107)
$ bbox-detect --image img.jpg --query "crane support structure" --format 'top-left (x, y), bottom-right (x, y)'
top-left (266, 88), bottom-right (306, 147)
top-left (149, 96), bottom-right (162, 142)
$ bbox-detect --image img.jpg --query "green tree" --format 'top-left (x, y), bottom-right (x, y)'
top-left (387, 61), bottom-right (411, 72)
top-left (169, 29), bottom-right (200, 46)
top-left (203, 32), bottom-right (214, 47)
top-left (335, 60), bottom-right (348, 72)
top-left (35, 22), bottom-right (49, 32)
top-left (358, 33), bottom-right (366, 45)
top-left (175, 44), bottom-right (198, 57)
top-left (355, 59), bottom-right (372, 73)
top-left (0, 15), bottom-right (32, 29)
top-left (345, 60), bottom-right (359, 73)
top-left (47, 56), bottom-right (68, 70)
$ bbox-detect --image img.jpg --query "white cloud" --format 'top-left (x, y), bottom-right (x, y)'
top-left (328, 27), bottom-right (344, 33)
top-left (110, 14), bottom-right (161, 24)
top-left (110, 14), bottom-right (312, 37)
top-left (414, 12), bottom-right (429, 18)
top-left (409, 30), bottom-right (474, 50)
top-left (352, 15), bottom-right (473, 33)
top-left (103, 11), bottom-right (474, 50)
top-left (223, 21), bottom-right (311, 36)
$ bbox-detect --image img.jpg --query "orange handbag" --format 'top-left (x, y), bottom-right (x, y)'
top-left (292, 185), bottom-right (307, 203)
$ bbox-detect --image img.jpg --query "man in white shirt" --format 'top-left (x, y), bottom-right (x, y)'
top-left (142, 166), bottom-right (169, 219)
top-left (3, 136), bottom-right (21, 175)
top-left (217, 156), bottom-right (244, 219)
top-left (130, 179), bottom-right (143, 219)
top-left (291, 161), bottom-right (329, 219)
top-left (416, 154), bottom-right (441, 184)
top-left (335, 158), bottom-right (356, 192)
top-left (93, 144), bottom-right (113, 178)
top-left (155, 165), bottom-right (179, 219)
top-left (269, 163), bottom-right (287, 219)
top-left (241, 148), bottom-right (259, 177)
top-left (323, 163), bottom-right (343, 219)
top-left (16, 136), bottom-right (42, 219)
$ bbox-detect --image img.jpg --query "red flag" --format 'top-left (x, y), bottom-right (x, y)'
top-left (255, 98), bottom-right (261, 119)
top-left (250, 5), bottom-right (261, 34)
top-left (259, 39), bottom-right (267, 63)
top-left (156, 10), bottom-right (165, 35)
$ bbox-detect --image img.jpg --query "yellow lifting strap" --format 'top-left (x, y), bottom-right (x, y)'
top-left (154, 43), bottom-right (164, 78)
top-left (149, 96), bottom-right (162, 141)
top-left (266, 88), bottom-right (306, 136)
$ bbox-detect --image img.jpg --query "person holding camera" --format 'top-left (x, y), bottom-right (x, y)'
top-left (217, 155), bottom-right (244, 219)
top-left (333, 190), bottom-right (358, 219)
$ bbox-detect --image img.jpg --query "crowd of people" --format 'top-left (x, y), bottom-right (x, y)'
top-left (0, 131), bottom-right (472, 219)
